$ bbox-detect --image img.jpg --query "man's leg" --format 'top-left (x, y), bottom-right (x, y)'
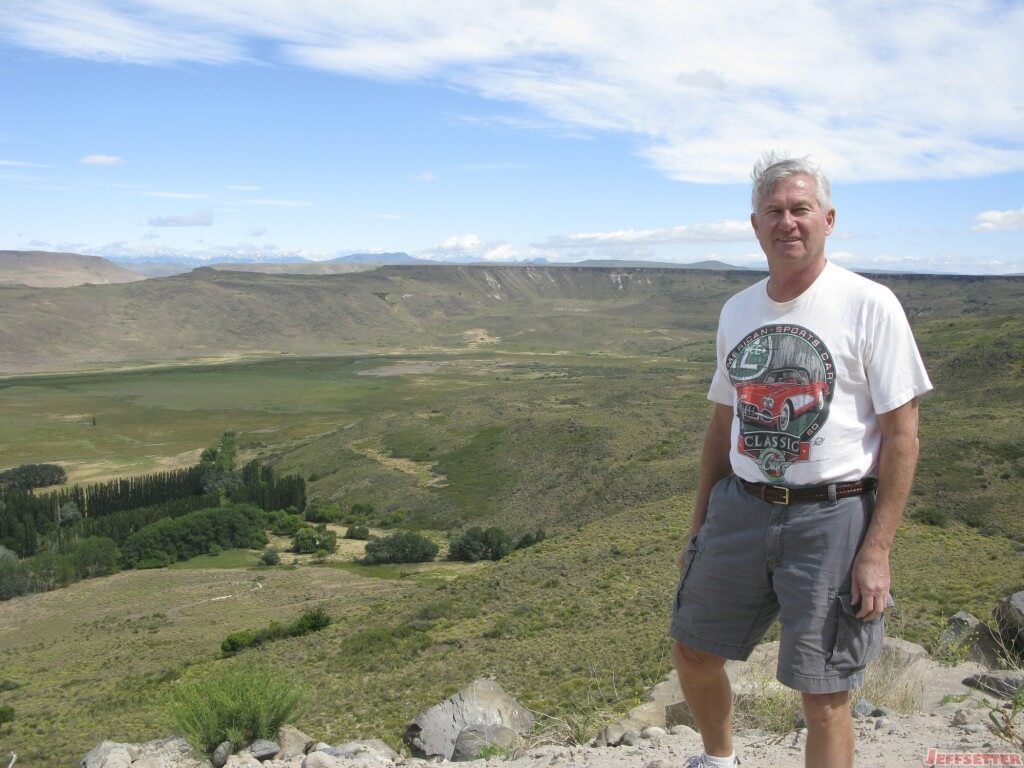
top-left (673, 641), bottom-right (733, 757)
top-left (801, 691), bottom-right (852, 768)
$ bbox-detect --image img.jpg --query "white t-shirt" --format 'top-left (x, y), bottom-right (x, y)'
top-left (708, 261), bottom-right (933, 485)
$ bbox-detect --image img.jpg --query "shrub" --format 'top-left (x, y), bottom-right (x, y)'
top-left (448, 527), bottom-right (513, 562)
top-left (121, 504), bottom-right (267, 568)
top-left (0, 704), bottom-right (14, 727)
top-left (293, 526), bottom-right (337, 554)
top-left (221, 606), bottom-right (331, 656)
top-left (268, 511), bottom-right (305, 536)
top-left (344, 525), bottom-right (370, 540)
top-left (516, 528), bottom-right (547, 549)
top-left (71, 536), bottom-right (120, 578)
top-left (304, 502), bottom-right (343, 523)
top-left (911, 506), bottom-right (949, 527)
top-left (166, 661), bottom-right (303, 752)
top-left (363, 531), bottom-right (438, 565)
top-left (259, 548), bottom-right (280, 566)
top-left (208, 545), bottom-right (222, 557)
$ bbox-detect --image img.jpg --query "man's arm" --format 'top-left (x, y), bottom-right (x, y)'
top-left (852, 397), bottom-right (920, 620)
top-left (680, 403), bottom-right (733, 570)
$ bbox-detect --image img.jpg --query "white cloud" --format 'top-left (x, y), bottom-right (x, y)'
top-left (148, 209), bottom-right (214, 227)
top-left (972, 206), bottom-right (1024, 232)
top-left (411, 171), bottom-right (437, 183)
top-left (80, 154), bottom-right (123, 166)
top-left (0, 159), bottom-right (43, 167)
top-left (537, 220), bottom-right (752, 249)
top-left (250, 198), bottom-right (311, 207)
top-left (3, 2), bottom-right (1023, 182)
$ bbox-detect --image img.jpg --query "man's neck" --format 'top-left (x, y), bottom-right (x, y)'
top-left (766, 258), bottom-right (828, 302)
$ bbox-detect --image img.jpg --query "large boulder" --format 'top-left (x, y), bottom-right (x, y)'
top-left (964, 670), bottom-right (1024, 699)
top-left (132, 737), bottom-right (214, 768)
top-left (993, 591), bottom-right (1024, 658)
top-left (80, 742), bottom-right (134, 768)
top-left (276, 726), bottom-right (315, 759)
top-left (403, 679), bottom-right (533, 761)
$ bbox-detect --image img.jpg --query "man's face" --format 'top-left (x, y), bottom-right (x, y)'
top-left (750, 173), bottom-right (835, 272)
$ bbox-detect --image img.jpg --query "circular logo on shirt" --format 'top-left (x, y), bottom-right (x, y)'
top-left (726, 325), bottom-right (835, 481)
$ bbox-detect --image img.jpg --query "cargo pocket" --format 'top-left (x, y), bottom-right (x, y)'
top-left (825, 590), bottom-right (885, 674)
top-left (673, 534), bottom-right (702, 614)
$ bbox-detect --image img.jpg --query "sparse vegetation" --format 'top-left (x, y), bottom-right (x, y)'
top-left (221, 606), bottom-right (331, 656)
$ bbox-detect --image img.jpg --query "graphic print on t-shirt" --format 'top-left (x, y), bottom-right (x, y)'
top-left (726, 324), bottom-right (835, 480)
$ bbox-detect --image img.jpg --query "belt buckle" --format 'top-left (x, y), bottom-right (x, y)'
top-left (769, 485), bottom-right (790, 505)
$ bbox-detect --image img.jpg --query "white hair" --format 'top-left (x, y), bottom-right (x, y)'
top-left (751, 152), bottom-right (832, 212)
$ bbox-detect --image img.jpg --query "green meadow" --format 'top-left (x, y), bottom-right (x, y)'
top-left (2, 269), bottom-right (1024, 767)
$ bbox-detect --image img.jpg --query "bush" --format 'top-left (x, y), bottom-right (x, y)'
top-left (166, 661), bottom-right (303, 752)
top-left (363, 531), bottom-right (438, 565)
top-left (293, 525), bottom-right (337, 554)
top-left (0, 463), bottom-right (67, 490)
top-left (0, 704), bottom-right (14, 727)
top-left (71, 536), bottom-right (120, 578)
top-left (344, 525), bottom-right (370, 540)
top-left (304, 502), bottom-right (343, 524)
top-left (221, 606), bottom-right (331, 656)
top-left (911, 506), bottom-right (949, 527)
top-left (259, 547), bottom-right (280, 566)
top-left (516, 528), bottom-right (547, 549)
top-left (448, 527), bottom-right (513, 562)
top-left (267, 511), bottom-right (305, 536)
top-left (121, 504), bottom-right (267, 568)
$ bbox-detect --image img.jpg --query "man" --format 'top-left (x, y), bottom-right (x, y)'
top-left (669, 153), bottom-right (932, 768)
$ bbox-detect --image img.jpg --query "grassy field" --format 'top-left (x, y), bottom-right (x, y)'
top-left (2, 269), bottom-right (1023, 766)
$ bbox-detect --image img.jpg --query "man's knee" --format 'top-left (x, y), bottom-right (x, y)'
top-left (801, 690), bottom-right (851, 728)
top-left (673, 641), bottom-right (726, 677)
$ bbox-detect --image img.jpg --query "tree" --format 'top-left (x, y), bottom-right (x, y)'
top-left (72, 536), bottom-right (119, 578)
top-left (448, 526), bottom-right (513, 562)
top-left (58, 500), bottom-right (82, 526)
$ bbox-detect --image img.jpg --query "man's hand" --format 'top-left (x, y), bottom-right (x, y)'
top-left (851, 544), bottom-right (890, 621)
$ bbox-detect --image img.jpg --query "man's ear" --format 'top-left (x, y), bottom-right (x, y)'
top-left (750, 212), bottom-right (758, 234)
top-left (825, 208), bottom-right (836, 235)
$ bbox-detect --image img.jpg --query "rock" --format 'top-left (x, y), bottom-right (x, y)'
top-left (599, 722), bottom-right (628, 747)
top-left (942, 612), bottom-right (1004, 666)
top-left (664, 700), bottom-right (697, 729)
top-left (249, 740), bottom-right (281, 760)
top-left (851, 699), bottom-right (874, 719)
top-left (874, 718), bottom-right (891, 730)
top-left (618, 729), bottom-right (639, 747)
top-left (303, 754), bottom-right (344, 768)
top-left (993, 591), bottom-right (1024, 656)
top-left (330, 739), bottom-right (400, 762)
top-left (452, 726), bottom-right (518, 761)
top-left (951, 709), bottom-right (970, 726)
top-left (871, 707), bottom-right (896, 718)
top-left (311, 743), bottom-right (332, 753)
top-left (668, 724), bottom-right (697, 737)
top-left (133, 737), bottom-right (214, 768)
top-left (644, 760), bottom-right (672, 768)
top-left (962, 723), bottom-right (985, 734)
top-left (639, 726), bottom-right (666, 740)
top-left (80, 742), bottom-right (133, 768)
top-left (877, 637), bottom-right (929, 668)
top-left (225, 756), bottom-right (262, 768)
top-left (964, 671), bottom-right (1024, 699)
top-left (277, 726), bottom-right (315, 759)
top-left (213, 741), bottom-right (234, 768)
top-left (404, 679), bottom-right (533, 761)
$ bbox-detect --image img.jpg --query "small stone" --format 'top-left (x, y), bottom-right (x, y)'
top-left (644, 760), bottom-right (672, 768)
top-left (851, 699), bottom-right (874, 719)
top-left (249, 740), bottom-right (281, 761)
top-left (874, 718), bottom-right (890, 730)
top-left (951, 709), bottom-right (969, 726)
top-left (668, 724), bottom-right (697, 737)
top-left (871, 707), bottom-right (896, 718)
top-left (225, 756), bottom-right (263, 768)
top-left (962, 723), bottom-right (985, 734)
top-left (619, 729), bottom-right (639, 747)
top-left (213, 741), bottom-right (233, 768)
top-left (303, 753), bottom-right (344, 768)
top-left (277, 726), bottom-right (315, 759)
top-left (640, 727), bottom-right (666, 741)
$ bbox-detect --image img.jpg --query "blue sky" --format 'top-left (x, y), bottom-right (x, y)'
top-left (1, 1), bottom-right (1022, 274)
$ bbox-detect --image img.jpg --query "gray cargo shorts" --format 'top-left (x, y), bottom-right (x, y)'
top-left (669, 475), bottom-right (889, 693)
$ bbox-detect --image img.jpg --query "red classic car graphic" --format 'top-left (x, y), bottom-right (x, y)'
top-left (735, 367), bottom-right (829, 432)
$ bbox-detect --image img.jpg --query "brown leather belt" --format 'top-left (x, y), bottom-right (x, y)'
top-left (741, 478), bottom-right (876, 506)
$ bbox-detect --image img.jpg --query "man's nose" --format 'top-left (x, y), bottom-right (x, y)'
top-left (779, 210), bottom-right (797, 228)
